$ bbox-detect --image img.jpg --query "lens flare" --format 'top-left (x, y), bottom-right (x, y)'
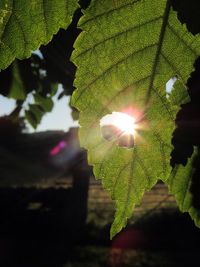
top-left (100, 109), bottom-right (147, 148)
top-left (112, 112), bottom-right (136, 135)
top-left (100, 112), bottom-right (136, 135)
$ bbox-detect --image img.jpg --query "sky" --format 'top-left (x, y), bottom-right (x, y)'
top-left (0, 84), bottom-right (78, 132)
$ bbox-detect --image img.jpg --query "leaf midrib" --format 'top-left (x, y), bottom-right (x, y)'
top-left (74, 43), bottom-right (157, 104)
top-left (145, 0), bottom-right (171, 104)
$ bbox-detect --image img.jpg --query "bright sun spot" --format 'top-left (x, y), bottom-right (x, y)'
top-left (100, 112), bottom-right (136, 135)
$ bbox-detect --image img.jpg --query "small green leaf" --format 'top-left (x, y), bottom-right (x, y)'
top-left (71, 106), bottom-right (79, 121)
top-left (71, 0), bottom-right (200, 237)
top-left (34, 93), bottom-right (53, 112)
top-left (29, 104), bottom-right (44, 122)
top-left (25, 110), bottom-right (38, 129)
top-left (0, 0), bottom-right (79, 70)
top-left (167, 150), bottom-right (200, 228)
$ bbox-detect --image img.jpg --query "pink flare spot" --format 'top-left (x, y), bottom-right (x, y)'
top-left (50, 146), bottom-right (60, 156)
top-left (59, 140), bottom-right (66, 149)
top-left (50, 140), bottom-right (67, 156)
top-left (112, 229), bottom-right (147, 250)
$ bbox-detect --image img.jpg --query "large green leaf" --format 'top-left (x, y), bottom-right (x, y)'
top-left (72, 0), bottom-right (200, 238)
top-left (0, 0), bottom-right (78, 70)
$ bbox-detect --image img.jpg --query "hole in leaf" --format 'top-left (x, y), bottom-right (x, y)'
top-left (100, 112), bottom-right (137, 148)
top-left (166, 77), bottom-right (177, 98)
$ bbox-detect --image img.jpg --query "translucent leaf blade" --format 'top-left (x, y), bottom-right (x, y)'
top-left (72, 0), bottom-right (200, 237)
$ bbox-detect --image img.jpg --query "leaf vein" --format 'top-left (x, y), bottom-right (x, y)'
top-left (135, 152), bottom-right (151, 186)
top-left (42, 0), bottom-right (48, 38)
top-left (112, 162), bottom-right (131, 197)
top-left (161, 51), bottom-right (184, 81)
top-left (74, 43), bottom-right (157, 104)
top-left (152, 86), bottom-right (174, 120)
top-left (167, 24), bottom-right (198, 57)
top-left (80, 0), bottom-right (141, 27)
top-left (12, 13), bottom-right (26, 58)
top-left (152, 131), bottom-right (167, 175)
top-left (75, 15), bottom-right (162, 59)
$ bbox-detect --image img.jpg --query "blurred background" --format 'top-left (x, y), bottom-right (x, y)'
top-left (1, 1), bottom-right (200, 266)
